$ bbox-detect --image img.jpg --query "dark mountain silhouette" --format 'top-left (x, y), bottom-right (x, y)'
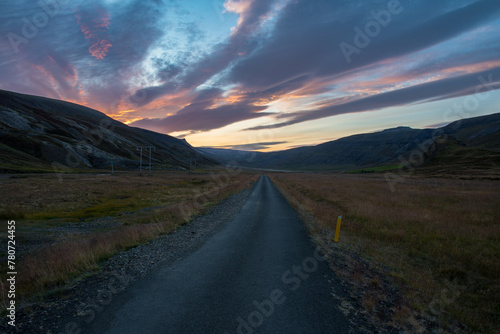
top-left (1, 88), bottom-right (498, 174)
top-left (200, 113), bottom-right (500, 172)
top-left (0, 89), bottom-right (216, 172)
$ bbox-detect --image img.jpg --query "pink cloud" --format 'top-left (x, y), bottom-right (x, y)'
top-left (89, 39), bottom-right (112, 60)
top-left (76, 7), bottom-right (112, 60)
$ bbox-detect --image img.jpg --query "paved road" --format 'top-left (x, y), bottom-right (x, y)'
top-left (85, 175), bottom-right (350, 333)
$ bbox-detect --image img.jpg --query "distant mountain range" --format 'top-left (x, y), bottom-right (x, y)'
top-left (199, 113), bottom-right (500, 174)
top-left (0, 90), bottom-right (216, 172)
top-left (1, 89), bottom-right (499, 175)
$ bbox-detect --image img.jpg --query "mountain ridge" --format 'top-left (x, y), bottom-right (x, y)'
top-left (1, 89), bottom-right (498, 174)
top-left (199, 113), bottom-right (500, 172)
top-left (0, 89), bottom-right (217, 172)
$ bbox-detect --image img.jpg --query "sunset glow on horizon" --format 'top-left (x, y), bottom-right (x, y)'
top-left (1, 0), bottom-right (499, 151)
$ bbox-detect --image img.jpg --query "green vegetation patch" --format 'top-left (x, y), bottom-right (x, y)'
top-left (27, 193), bottom-right (143, 221)
top-left (347, 164), bottom-right (402, 174)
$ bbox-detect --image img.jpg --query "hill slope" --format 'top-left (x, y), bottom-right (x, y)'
top-left (200, 113), bottom-right (500, 172)
top-left (418, 113), bottom-right (500, 177)
top-left (0, 90), bottom-right (216, 172)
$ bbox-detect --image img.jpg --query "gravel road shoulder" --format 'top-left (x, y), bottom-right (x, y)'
top-left (1, 186), bottom-right (254, 334)
top-left (296, 209), bottom-right (470, 334)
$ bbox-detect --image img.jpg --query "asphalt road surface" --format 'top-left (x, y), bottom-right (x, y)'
top-left (85, 175), bottom-right (350, 334)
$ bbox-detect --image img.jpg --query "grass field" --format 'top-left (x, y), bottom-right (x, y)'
top-left (270, 173), bottom-right (500, 333)
top-left (0, 169), bottom-right (258, 306)
top-left (1, 169), bottom-right (498, 331)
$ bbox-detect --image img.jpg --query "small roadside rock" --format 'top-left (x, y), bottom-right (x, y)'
top-left (0, 187), bottom-right (253, 334)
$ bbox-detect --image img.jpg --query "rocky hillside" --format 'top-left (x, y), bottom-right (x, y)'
top-left (0, 89), bottom-right (217, 172)
top-left (200, 113), bottom-right (500, 172)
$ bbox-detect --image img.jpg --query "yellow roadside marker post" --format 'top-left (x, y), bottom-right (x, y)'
top-left (334, 216), bottom-right (342, 242)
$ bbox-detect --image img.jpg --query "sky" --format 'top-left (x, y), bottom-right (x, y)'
top-left (1, 0), bottom-right (499, 151)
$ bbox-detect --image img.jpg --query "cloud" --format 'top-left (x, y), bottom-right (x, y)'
top-left (130, 103), bottom-right (270, 132)
top-left (210, 141), bottom-right (288, 151)
top-left (176, 21), bottom-right (205, 44)
top-left (128, 0), bottom-right (500, 134)
top-left (1, 0), bottom-right (499, 136)
top-left (129, 88), bottom-right (271, 132)
top-left (76, 5), bottom-right (112, 60)
top-left (244, 66), bottom-right (500, 130)
top-left (0, 0), bottom-right (169, 110)
top-left (228, 0), bottom-right (500, 90)
top-left (130, 0), bottom-right (277, 106)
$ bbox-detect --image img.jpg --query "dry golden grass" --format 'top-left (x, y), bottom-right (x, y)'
top-left (270, 173), bottom-right (500, 333)
top-left (0, 169), bottom-right (258, 306)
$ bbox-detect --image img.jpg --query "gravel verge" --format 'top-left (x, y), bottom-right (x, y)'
top-left (269, 180), bottom-right (472, 334)
top-left (1, 185), bottom-right (253, 334)
top-left (296, 207), bottom-right (470, 334)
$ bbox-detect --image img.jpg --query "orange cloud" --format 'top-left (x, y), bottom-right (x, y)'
top-left (89, 40), bottom-right (112, 60)
top-left (76, 8), bottom-right (112, 60)
top-left (99, 89), bottom-right (194, 124)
